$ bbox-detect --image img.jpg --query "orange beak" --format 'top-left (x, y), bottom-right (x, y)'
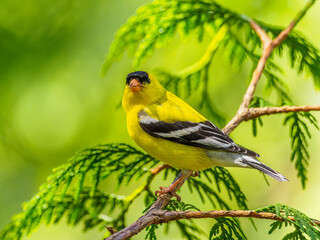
top-left (129, 79), bottom-right (142, 92)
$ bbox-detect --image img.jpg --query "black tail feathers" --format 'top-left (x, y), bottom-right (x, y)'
top-left (242, 157), bottom-right (289, 182)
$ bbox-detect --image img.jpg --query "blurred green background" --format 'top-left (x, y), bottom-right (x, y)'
top-left (0, 0), bottom-right (319, 239)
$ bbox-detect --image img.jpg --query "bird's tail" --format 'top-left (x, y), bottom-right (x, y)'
top-left (241, 156), bottom-right (289, 182)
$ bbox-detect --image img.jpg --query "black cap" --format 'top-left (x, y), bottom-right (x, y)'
top-left (126, 71), bottom-right (150, 85)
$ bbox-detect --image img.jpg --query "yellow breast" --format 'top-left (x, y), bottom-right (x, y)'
top-left (126, 105), bottom-right (213, 171)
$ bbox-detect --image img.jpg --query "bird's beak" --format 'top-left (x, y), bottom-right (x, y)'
top-left (129, 79), bottom-right (141, 92)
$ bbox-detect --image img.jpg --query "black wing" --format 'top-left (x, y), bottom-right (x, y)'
top-left (138, 110), bottom-right (260, 157)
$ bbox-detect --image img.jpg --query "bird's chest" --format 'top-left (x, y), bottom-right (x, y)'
top-left (126, 108), bottom-right (147, 142)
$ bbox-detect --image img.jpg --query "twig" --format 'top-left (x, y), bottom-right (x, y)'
top-left (105, 226), bottom-right (118, 235)
top-left (150, 164), bottom-right (171, 175)
top-left (223, 0), bottom-right (316, 135)
top-left (247, 105), bottom-right (320, 120)
top-left (273, 0), bottom-right (316, 46)
top-left (223, 105), bottom-right (320, 128)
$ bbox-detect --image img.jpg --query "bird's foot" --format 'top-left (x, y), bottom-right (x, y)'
top-left (155, 186), bottom-right (181, 201)
top-left (191, 171), bottom-right (199, 177)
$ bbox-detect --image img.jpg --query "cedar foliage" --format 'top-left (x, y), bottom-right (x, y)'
top-left (1, 0), bottom-right (320, 239)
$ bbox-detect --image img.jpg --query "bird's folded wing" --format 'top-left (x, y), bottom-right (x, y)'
top-left (138, 110), bottom-right (260, 157)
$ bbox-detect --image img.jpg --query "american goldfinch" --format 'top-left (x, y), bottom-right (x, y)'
top-left (123, 71), bottom-right (288, 198)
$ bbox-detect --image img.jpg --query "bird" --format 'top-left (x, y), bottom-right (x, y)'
top-left (122, 71), bottom-right (288, 199)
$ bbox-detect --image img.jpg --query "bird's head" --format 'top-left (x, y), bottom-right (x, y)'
top-left (126, 71), bottom-right (151, 93)
top-left (123, 71), bottom-right (167, 111)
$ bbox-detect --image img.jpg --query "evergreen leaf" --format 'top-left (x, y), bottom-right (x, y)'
top-left (256, 204), bottom-right (320, 239)
top-left (209, 218), bottom-right (247, 240)
top-left (0, 143), bottom-right (156, 240)
top-left (283, 112), bottom-right (319, 188)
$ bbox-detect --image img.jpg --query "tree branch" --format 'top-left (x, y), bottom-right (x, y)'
top-left (273, 0), bottom-right (316, 46)
top-left (105, 226), bottom-right (118, 235)
top-left (106, 194), bottom-right (173, 240)
top-left (223, 0), bottom-right (316, 135)
top-left (247, 105), bottom-right (320, 119)
top-left (150, 164), bottom-right (171, 175)
top-left (222, 105), bottom-right (320, 128)
top-left (145, 210), bottom-right (320, 226)
top-left (106, 209), bottom-right (320, 239)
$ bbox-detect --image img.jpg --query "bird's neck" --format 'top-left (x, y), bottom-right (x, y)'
top-left (122, 87), bottom-right (167, 113)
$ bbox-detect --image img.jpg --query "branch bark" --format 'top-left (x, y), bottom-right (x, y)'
top-left (105, 1), bottom-right (318, 239)
top-left (222, 105), bottom-right (320, 129)
top-left (107, 209), bottom-right (320, 239)
top-left (248, 105), bottom-right (320, 119)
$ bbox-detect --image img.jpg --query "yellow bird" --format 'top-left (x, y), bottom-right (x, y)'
top-left (122, 71), bottom-right (288, 198)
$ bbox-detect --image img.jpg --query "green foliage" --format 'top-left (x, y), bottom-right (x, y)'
top-left (145, 224), bottom-right (159, 240)
top-left (166, 200), bottom-right (201, 211)
top-left (283, 112), bottom-right (319, 188)
top-left (0, 142), bottom-right (251, 240)
top-left (256, 204), bottom-right (320, 240)
top-left (103, 0), bottom-right (320, 90)
top-left (249, 97), bottom-right (274, 137)
top-left (159, 167), bottom-right (249, 239)
top-left (1, 142), bottom-right (319, 240)
top-left (209, 218), bottom-right (247, 240)
top-left (258, 23), bottom-right (320, 90)
top-left (162, 166), bottom-right (248, 211)
top-left (202, 167), bottom-right (248, 210)
top-left (0, 143), bottom-right (157, 240)
top-left (282, 228), bottom-right (308, 240)
top-left (176, 220), bottom-right (203, 240)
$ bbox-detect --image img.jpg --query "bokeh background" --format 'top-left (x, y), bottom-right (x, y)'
top-left (0, 0), bottom-right (319, 239)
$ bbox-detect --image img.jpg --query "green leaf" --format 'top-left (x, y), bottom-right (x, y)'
top-left (0, 143), bottom-right (156, 240)
top-left (145, 224), bottom-right (158, 240)
top-left (256, 204), bottom-right (320, 240)
top-left (209, 218), bottom-right (247, 240)
top-left (283, 112), bottom-right (319, 188)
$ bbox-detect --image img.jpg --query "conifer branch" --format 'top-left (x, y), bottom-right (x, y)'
top-left (247, 105), bottom-right (320, 119)
top-left (222, 105), bottom-right (320, 131)
top-left (106, 208), bottom-right (320, 240)
top-left (150, 164), bottom-right (171, 175)
top-left (223, 0), bottom-right (316, 135)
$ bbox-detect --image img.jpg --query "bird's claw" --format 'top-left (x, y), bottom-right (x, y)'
top-left (155, 186), bottom-right (181, 201)
top-left (191, 171), bottom-right (199, 177)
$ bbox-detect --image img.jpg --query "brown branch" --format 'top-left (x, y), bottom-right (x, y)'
top-left (273, 0), bottom-right (316, 46)
top-left (247, 105), bottom-right (320, 119)
top-left (106, 194), bottom-right (173, 240)
top-left (105, 226), bottom-right (118, 235)
top-left (150, 164), bottom-right (171, 175)
top-left (224, 105), bottom-right (320, 126)
top-left (223, 0), bottom-right (316, 135)
top-left (149, 210), bottom-right (320, 226)
top-left (106, 209), bottom-right (320, 239)
top-left (223, 106), bottom-right (320, 134)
